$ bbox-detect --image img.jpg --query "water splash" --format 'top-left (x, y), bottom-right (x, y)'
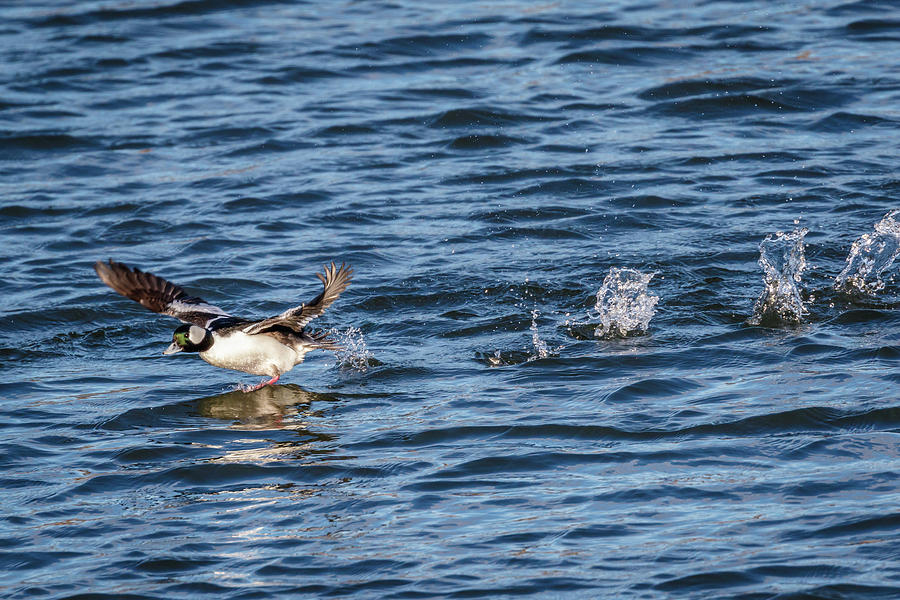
top-left (748, 227), bottom-right (808, 326)
top-left (483, 308), bottom-right (560, 366)
top-left (572, 268), bottom-right (658, 338)
top-left (329, 327), bottom-right (374, 372)
top-left (487, 349), bottom-right (505, 366)
top-left (529, 309), bottom-right (551, 360)
top-left (834, 209), bottom-right (900, 295)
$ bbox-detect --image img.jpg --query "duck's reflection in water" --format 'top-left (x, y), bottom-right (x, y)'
top-left (197, 384), bottom-right (326, 427)
top-left (195, 384), bottom-right (338, 463)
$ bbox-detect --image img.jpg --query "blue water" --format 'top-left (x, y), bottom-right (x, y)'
top-left (3, 1), bottom-right (900, 598)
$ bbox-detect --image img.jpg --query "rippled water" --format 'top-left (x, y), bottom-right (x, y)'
top-left (3, 1), bottom-right (900, 598)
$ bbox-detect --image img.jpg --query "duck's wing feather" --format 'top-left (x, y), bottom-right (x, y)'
top-left (94, 259), bottom-right (232, 328)
top-left (242, 262), bottom-right (352, 335)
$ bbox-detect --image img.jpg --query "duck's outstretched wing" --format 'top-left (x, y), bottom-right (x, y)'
top-left (94, 259), bottom-right (232, 328)
top-left (242, 262), bottom-right (352, 335)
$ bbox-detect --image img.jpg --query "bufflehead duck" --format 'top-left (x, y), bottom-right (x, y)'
top-left (94, 260), bottom-right (352, 390)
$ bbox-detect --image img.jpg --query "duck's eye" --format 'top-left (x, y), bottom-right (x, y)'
top-left (174, 332), bottom-right (187, 346)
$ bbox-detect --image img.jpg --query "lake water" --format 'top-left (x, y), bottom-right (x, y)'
top-left (3, 1), bottom-right (900, 598)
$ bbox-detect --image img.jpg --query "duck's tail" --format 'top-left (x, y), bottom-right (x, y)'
top-left (306, 329), bottom-right (343, 351)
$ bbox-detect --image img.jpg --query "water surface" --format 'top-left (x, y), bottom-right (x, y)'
top-left (2, 1), bottom-right (900, 598)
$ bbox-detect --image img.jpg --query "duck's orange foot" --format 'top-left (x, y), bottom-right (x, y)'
top-left (242, 374), bottom-right (280, 392)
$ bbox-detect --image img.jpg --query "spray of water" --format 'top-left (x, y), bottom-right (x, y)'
top-left (834, 209), bottom-right (900, 295)
top-left (748, 228), bottom-right (808, 326)
top-left (571, 267), bottom-right (658, 338)
top-left (483, 308), bottom-right (560, 366)
top-left (529, 308), bottom-right (551, 360)
top-left (329, 326), bottom-right (374, 372)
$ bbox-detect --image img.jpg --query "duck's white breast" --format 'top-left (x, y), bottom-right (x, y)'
top-left (200, 331), bottom-right (299, 376)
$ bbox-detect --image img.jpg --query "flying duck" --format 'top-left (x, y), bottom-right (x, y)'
top-left (94, 260), bottom-right (352, 390)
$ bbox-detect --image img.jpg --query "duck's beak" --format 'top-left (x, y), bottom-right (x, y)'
top-left (163, 342), bottom-right (182, 355)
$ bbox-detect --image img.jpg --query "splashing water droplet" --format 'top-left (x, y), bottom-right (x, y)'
top-left (529, 309), bottom-right (550, 360)
top-left (749, 227), bottom-right (808, 326)
top-left (834, 209), bottom-right (900, 295)
top-left (329, 327), bottom-right (373, 372)
top-left (576, 268), bottom-right (658, 338)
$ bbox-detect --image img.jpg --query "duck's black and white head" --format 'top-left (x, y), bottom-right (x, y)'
top-left (164, 324), bottom-right (213, 355)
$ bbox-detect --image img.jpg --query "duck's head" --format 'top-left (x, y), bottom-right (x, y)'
top-left (164, 324), bottom-right (212, 354)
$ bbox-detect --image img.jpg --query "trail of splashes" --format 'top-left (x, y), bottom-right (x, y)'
top-left (573, 268), bottom-right (658, 338)
top-left (834, 209), bottom-right (900, 295)
top-left (329, 326), bottom-right (373, 372)
top-left (748, 227), bottom-right (808, 326)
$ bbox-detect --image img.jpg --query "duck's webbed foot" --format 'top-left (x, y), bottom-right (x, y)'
top-left (242, 374), bottom-right (281, 392)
